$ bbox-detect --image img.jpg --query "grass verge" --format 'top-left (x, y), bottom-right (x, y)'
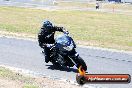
top-left (0, 6), bottom-right (132, 51)
top-left (0, 67), bottom-right (39, 88)
top-left (0, 66), bottom-right (82, 88)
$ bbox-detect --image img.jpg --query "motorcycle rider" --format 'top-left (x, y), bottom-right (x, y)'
top-left (38, 20), bottom-right (68, 63)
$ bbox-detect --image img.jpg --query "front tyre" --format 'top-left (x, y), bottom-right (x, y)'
top-left (76, 56), bottom-right (87, 71)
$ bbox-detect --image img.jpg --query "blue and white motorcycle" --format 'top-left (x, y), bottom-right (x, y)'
top-left (48, 32), bottom-right (87, 71)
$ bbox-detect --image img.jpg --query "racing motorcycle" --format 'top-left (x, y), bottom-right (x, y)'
top-left (44, 32), bottom-right (87, 71)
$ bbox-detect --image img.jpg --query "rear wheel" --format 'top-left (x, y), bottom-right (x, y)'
top-left (76, 56), bottom-right (87, 71)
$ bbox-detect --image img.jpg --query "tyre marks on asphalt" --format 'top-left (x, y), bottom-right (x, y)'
top-left (87, 55), bottom-right (132, 63)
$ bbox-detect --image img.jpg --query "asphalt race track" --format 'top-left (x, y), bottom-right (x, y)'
top-left (0, 0), bottom-right (132, 88)
top-left (0, 36), bottom-right (132, 88)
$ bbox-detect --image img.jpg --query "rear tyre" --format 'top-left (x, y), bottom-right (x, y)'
top-left (76, 56), bottom-right (87, 71)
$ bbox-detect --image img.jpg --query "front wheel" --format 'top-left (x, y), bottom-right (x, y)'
top-left (75, 56), bottom-right (87, 71)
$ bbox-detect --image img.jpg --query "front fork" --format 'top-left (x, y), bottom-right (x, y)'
top-left (68, 52), bottom-right (79, 67)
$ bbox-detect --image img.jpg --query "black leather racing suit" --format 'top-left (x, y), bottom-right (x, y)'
top-left (38, 26), bottom-right (65, 62)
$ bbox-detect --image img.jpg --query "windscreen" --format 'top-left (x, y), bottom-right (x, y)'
top-left (55, 35), bottom-right (71, 46)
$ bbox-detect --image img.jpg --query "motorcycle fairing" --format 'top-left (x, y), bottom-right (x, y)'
top-left (55, 35), bottom-right (76, 52)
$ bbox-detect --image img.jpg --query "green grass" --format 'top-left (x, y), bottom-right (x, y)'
top-left (0, 6), bottom-right (132, 50)
top-left (0, 67), bottom-right (39, 88)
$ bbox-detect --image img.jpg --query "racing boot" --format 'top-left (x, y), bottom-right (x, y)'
top-left (44, 47), bottom-right (50, 63)
top-left (45, 55), bottom-right (50, 63)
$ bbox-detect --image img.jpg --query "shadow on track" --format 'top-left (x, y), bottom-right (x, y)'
top-left (46, 65), bottom-right (78, 73)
